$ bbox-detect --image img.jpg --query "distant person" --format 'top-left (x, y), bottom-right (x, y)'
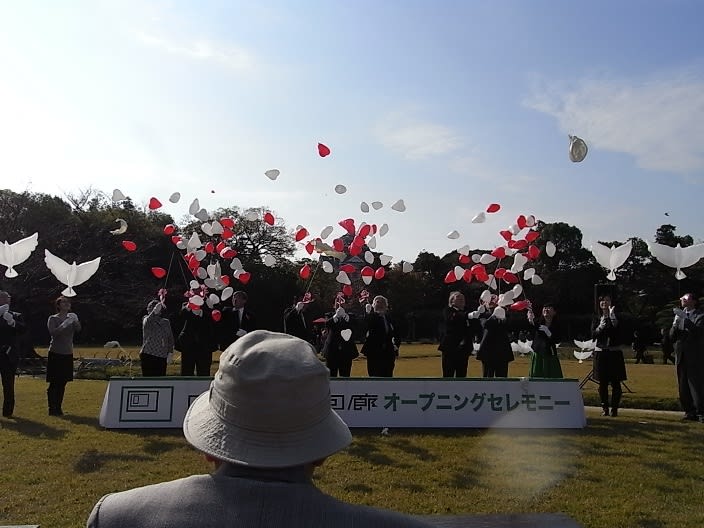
top-left (321, 305), bottom-right (358, 377)
top-left (438, 291), bottom-right (477, 377)
top-left (46, 296), bottom-right (81, 416)
top-left (471, 294), bottom-right (514, 378)
top-left (0, 291), bottom-right (26, 418)
top-left (632, 330), bottom-right (648, 364)
top-left (86, 331), bottom-right (433, 528)
top-left (140, 300), bottom-right (174, 377)
top-left (361, 295), bottom-right (400, 377)
top-left (175, 303), bottom-right (218, 377)
top-left (218, 291), bottom-right (256, 350)
top-left (527, 302), bottom-right (563, 378)
top-left (591, 295), bottom-right (626, 417)
top-left (660, 327), bottom-right (675, 365)
top-left (283, 293), bottom-right (314, 343)
top-left (670, 293), bottom-right (704, 422)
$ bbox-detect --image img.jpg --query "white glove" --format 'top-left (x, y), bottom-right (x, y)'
top-left (673, 315), bottom-right (685, 330)
top-left (477, 304), bottom-right (486, 314)
top-left (538, 324), bottom-right (552, 338)
top-left (152, 303), bottom-right (163, 315)
top-left (673, 308), bottom-right (685, 318)
top-left (295, 302), bottom-right (305, 312)
top-left (2, 311), bottom-right (15, 327)
top-left (236, 328), bottom-right (248, 337)
top-left (67, 312), bottom-right (79, 322)
top-left (492, 306), bottom-right (506, 320)
top-left (365, 303), bottom-right (372, 314)
top-left (333, 307), bottom-right (347, 322)
top-left (0, 304), bottom-right (8, 316)
top-left (467, 311), bottom-right (480, 320)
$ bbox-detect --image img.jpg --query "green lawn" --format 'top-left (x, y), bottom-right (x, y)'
top-left (1, 344), bottom-right (696, 528)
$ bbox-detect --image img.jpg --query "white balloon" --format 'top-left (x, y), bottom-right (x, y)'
top-left (196, 267), bottom-right (207, 279)
top-left (111, 189), bottom-right (126, 202)
top-left (512, 284), bottom-right (523, 298)
top-left (336, 270), bottom-right (351, 285)
top-left (471, 212), bottom-right (486, 224)
top-left (511, 253), bottom-right (528, 273)
top-left (207, 293), bottom-right (220, 307)
top-left (485, 275), bottom-right (497, 289)
top-left (525, 215), bottom-right (536, 227)
top-left (201, 223), bottom-right (214, 236)
top-left (334, 184), bottom-right (347, 194)
top-left (379, 223), bottom-right (389, 237)
top-left (221, 286), bottom-right (234, 301)
top-left (391, 199), bottom-right (406, 212)
top-left (340, 328), bottom-right (353, 341)
top-left (320, 226), bottom-right (334, 239)
top-left (189, 199), bottom-right (200, 216)
top-left (362, 275), bottom-right (373, 285)
top-left (371, 201), bottom-right (383, 210)
top-left (230, 257), bottom-right (243, 270)
top-left (169, 192), bottom-right (181, 203)
top-left (194, 249), bottom-right (207, 261)
top-left (322, 261), bottom-right (333, 273)
top-left (189, 280), bottom-right (200, 290)
top-left (492, 306), bottom-right (506, 319)
top-left (360, 202), bottom-right (370, 213)
top-left (531, 274), bottom-right (543, 285)
top-left (263, 254), bottom-right (276, 267)
top-left (458, 245), bottom-right (470, 256)
top-left (206, 263), bottom-right (217, 278)
top-left (523, 268), bottom-right (536, 280)
top-left (447, 230), bottom-right (460, 240)
top-left (195, 209), bottom-right (209, 222)
top-left (471, 254), bottom-right (481, 263)
top-left (546, 241), bottom-right (556, 257)
top-left (498, 292), bottom-right (514, 307)
top-left (367, 235), bottom-right (377, 249)
top-left (509, 223), bottom-right (520, 235)
top-left (189, 295), bottom-right (204, 306)
top-left (245, 211), bottom-right (258, 221)
top-left (479, 254), bottom-right (496, 265)
top-left (176, 241), bottom-right (187, 250)
top-left (109, 218), bottom-right (127, 235)
top-left (454, 266), bottom-right (464, 281)
top-left (365, 251), bottom-right (375, 264)
top-left (210, 221), bottom-right (223, 235)
top-left (480, 289), bottom-right (493, 303)
top-left (379, 255), bottom-right (392, 266)
top-left (204, 278), bottom-right (218, 289)
top-left (568, 135), bottom-right (588, 163)
top-left (402, 261), bottom-right (413, 273)
top-left (265, 169), bottom-right (280, 180)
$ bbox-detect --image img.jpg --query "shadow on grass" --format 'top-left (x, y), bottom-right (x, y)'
top-left (346, 437), bottom-right (395, 466)
top-left (343, 483), bottom-right (374, 493)
top-left (74, 449), bottom-right (151, 473)
top-left (388, 437), bottom-right (439, 461)
top-left (62, 413), bottom-right (104, 429)
top-left (0, 416), bottom-right (68, 440)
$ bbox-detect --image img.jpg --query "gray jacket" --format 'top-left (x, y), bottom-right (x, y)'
top-left (87, 464), bottom-right (432, 528)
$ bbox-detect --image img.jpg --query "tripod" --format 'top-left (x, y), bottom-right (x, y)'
top-left (579, 368), bottom-right (633, 393)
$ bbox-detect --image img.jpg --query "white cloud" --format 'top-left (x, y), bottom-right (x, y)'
top-left (525, 72), bottom-right (704, 174)
top-left (373, 113), bottom-right (464, 160)
top-left (135, 31), bottom-right (255, 72)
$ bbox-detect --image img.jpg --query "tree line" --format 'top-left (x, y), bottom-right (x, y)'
top-left (0, 189), bottom-right (701, 349)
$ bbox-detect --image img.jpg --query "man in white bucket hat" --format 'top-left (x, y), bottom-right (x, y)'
top-left (87, 330), bottom-right (432, 527)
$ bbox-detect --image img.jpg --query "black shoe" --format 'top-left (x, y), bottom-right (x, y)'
top-left (49, 409), bottom-right (63, 416)
top-left (611, 409), bottom-right (618, 417)
top-left (682, 414), bottom-right (698, 421)
top-left (601, 409), bottom-right (610, 416)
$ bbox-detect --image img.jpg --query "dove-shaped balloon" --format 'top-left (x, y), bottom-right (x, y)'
top-left (590, 241), bottom-right (632, 281)
top-left (44, 249), bottom-right (101, 297)
top-left (109, 218), bottom-right (128, 235)
top-left (0, 233), bottom-right (39, 278)
top-left (647, 241), bottom-right (704, 280)
top-left (573, 339), bottom-right (596, 364)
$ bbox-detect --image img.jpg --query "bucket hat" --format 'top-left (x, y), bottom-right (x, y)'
top-left (183, 330), bottom-right (352, 467)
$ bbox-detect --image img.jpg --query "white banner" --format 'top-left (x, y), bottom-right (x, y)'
top-left (99, 377), bottom-right (585, 429)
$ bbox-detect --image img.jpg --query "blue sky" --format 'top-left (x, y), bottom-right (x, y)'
top-left (1, 0), bottom-right (703, 263)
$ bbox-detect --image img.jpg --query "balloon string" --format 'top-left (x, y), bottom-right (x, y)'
top-left (303, 258), bottom-right (323, 296)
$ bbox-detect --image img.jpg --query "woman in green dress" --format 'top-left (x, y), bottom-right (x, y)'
top-left (527, 302), bottom-right (563, 378)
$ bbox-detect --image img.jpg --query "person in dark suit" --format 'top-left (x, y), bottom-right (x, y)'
top-left (361, 295), bottom-right (399, 377)
top-left (0, 291), bottom-right (25, 418)
top-left (670, 293), bottom-right (704, 422)
top-left (218, 291), bottom-right (257, 350)
top-left (438, 291), bottom-right (478, 377)
top-left (321, 306), bottom-right (358, 377)
top-left (472, 294), bottom-right (514, 378)
top-left (591, 295), bottom-right (626, 417)
top-left (175, 304), bottom-right (218, 377)
top-left (283, 294), bottom-right (314, 344)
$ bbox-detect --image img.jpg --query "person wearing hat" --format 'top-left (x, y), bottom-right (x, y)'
top-left (670, 293), bottom-right (704, 422)
top-left (139, 300), bottom-right (174, 377)
top-left (86, 331), bottom-right (432, 528)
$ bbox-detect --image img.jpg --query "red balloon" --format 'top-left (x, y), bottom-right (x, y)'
top-left (211, 309), bottom-right (222, 322)
top-left (516, 215), bottom-right (527, 229)
top-left (216, 241), bottom-right (227, 253)
top-left (510, 300), bottom-right (531, 311)
top-left (187, 302), bottom-right (200, 311)
top-left (317, 142), bottom-right (331, 157)
top-left (502, 271), bottom-right (519, 284)
top-left (221, 228), bottom-right (234, 240)
top-left (525, 231), bottom-right (540, 242)
top-left (299, 264), bottom-right (311, 279)
top-left (238, 272), bottom-right (251, 285)
top-left (305, 242), bottom-right (315, 255)
top-left (361, 266), bottom-right (374, 277)
top-left (163, 224), bottom-right (176, 235)
top-left (527, 245), bottom-right (541, 260)
top-left (462, 268), bottom-right (473, 282)
top-left (338, 218), bottom-right (356, 235)
top-left (204, 242), bottom-right (214, 254)
top-left (444, 270), bottom-right (457, 284)
top-left (263, 212), bottom-right (275, 226)
top-left (148, 197), bottom-right (162, 210)
top-left (151, 267), bottom-right (166, 279)
top-left (512, 239), bottom-right (528, 250)
top-left (491, 247), bottom-right (506, 259)
top-left (352, 235), bottom-right (365, 247)
top-left (220, 275), bottom-right (230, 286)
top-left (220, 217), bottom-right (235, 228)
top-left (486, 203), bottom-right (501, 213)
top-left (370, 224), bottom-right (378, 234)
top-left (220, 248), bottom-right (237, 259)
top-left (333, 239), bottom-right (345, 252)
top-left (499, 230), bottom-right (513, 242)
top-left (458, 254), bottom-right (471, 264)
top-left (471, 264), bottom-right (488, 282)
top-left (340, 264), bottom-right (355, 274)
top-left (171, 235), bottom-right (181, 245)
top-left (122, 240), bottom-right (137, 252)
top-left (349, 245), bottom-right (362, 257)
top-left (494, 267), bottom-right (507, 279)
top-left (374, 267), bottom-right (386, 280)
top-left (295, 228), bottom-right (308, 242)
top-left (342, 284), bottom-right (353, 296)
top-left (358, 224), bottom-right (371, 238)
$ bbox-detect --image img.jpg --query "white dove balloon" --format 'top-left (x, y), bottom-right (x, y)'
top-left (447, 230), bottom-right (460, 240)
top-left (109, 219), bottom-right (128, 235)
top-left (44, 249), bottom-right (101, 297)
top-left (647, 241), bottom-right (704, 280)
top-left (391, 199), bottom-right (406, 212)
top-left (591, 241), bottom-right (632, 281)
top-left (0, 233), bottom-right (39, 278)
top-left (471, 212), bottom-right (486, 224)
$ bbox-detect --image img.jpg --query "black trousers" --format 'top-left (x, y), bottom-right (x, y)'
top-left (140, 353), bottom-right (167, 376)
top-left (482, 361), bottom-right (509, 378)
top-left (366, 355), bottom-right (395, 377)
top-left (0, 354), bottom-right (16, 417)
top-left (47, 381), bottom-right (67, 413)
top-left (326, 355), bottom-right (352, 377)
top-left (181, 351), bottom-right (213, 376)
top-left (442, 351), bottom-right (470, 378)
top-left (677, 355), bottom-right (704, 416)
top-left (599, 380), bottom-right (622, 411)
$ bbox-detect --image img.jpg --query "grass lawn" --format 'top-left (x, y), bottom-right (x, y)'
top-left (1, 344), bottom-right (698, 528)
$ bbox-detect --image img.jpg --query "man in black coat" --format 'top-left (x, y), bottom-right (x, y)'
top-left (361, 295), bottom-right (399, 377)
top-left (0, 291), bottom-right (26, 418)
top-left (670, 293), bottom-right (704, 422)
top-left (284, 296), bottom-right (314, 344)
top-left (218, 291), bottom-right (257, 351)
